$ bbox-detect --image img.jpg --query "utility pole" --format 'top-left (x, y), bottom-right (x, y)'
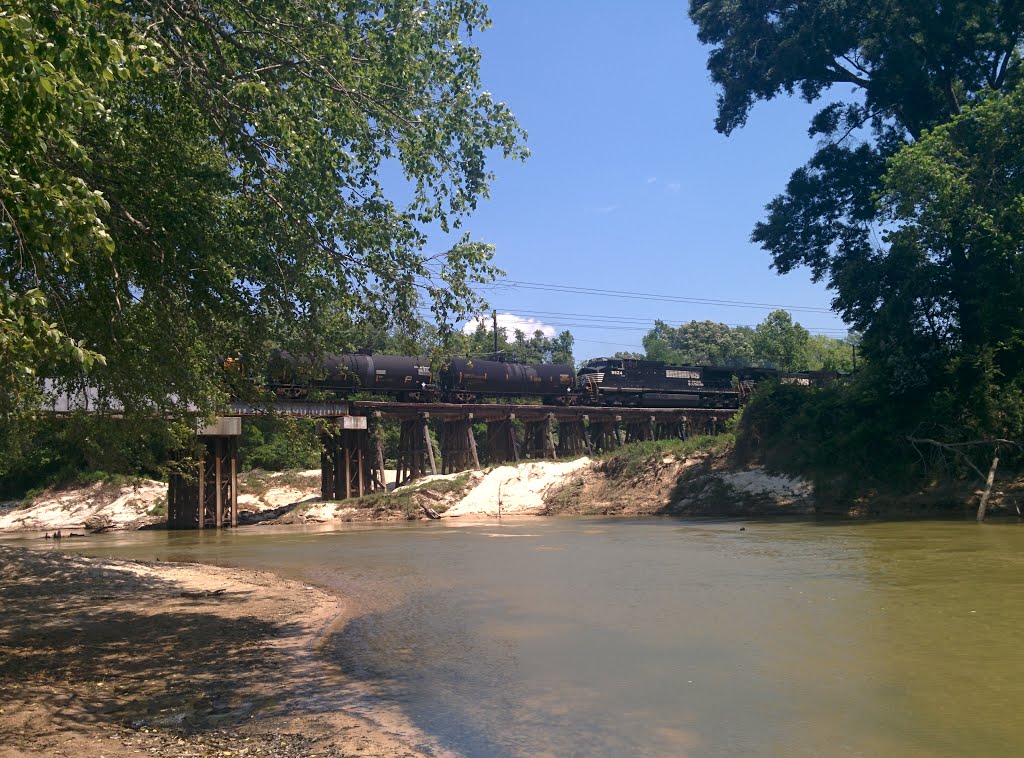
top-left (493, 309), bottom-right (499, 358)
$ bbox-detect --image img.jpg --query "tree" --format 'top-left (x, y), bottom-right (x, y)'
top-left (641, 319), bottom-right (754, 366)
top-left (805, 334), bottom-right (855, 373)
top-left (878, 82), bottom-right (1024, 430)
top-left (751, 310), bottom-right (810, 371)
top-left (689, 1), bottom-right (1024, 385)
top-left (458, 322), bottom-right (575, 365)
top-left (2, 0), bottom-right (526, 415)
top-left (0, 1), bottom-right (156, 415)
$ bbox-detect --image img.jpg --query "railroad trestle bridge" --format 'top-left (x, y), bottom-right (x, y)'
top-left (156, 400), bottom-right (732, 529)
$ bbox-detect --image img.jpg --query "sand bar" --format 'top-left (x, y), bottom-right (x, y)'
top-left (0, 545), bottom-right (447, 757)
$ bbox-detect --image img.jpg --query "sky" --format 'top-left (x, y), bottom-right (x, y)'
top-left (436, 1), bottom-right (852, 358)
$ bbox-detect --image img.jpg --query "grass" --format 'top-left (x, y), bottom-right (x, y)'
top-left (330, 472), bottom-right (474, 516)
top-left (596, 434), bottom-right (734, 480)
top-left (147, 496), bottom-right (168, 518)
top-left (239, 468), bottom-right (320, 497)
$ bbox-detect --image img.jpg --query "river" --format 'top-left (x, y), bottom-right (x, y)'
top-left (11, 517), bottom-right (1024, 756)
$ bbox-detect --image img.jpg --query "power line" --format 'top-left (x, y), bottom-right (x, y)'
top-left (485, 279), bottom-right (835, 314)
top-left (484, 306), bottom-right (850, 334)
top-left (431, 313), bottom-right (850, 338)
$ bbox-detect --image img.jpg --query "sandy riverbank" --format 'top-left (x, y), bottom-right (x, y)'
top-left (0, 545), bottom-right (447, 758)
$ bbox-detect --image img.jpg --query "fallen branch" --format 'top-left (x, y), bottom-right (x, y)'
top-left (977, 454), bottom-right (1000, 523)
top-left (180, 588), bottom-right (227, 598)
top-left (907, 436), bottom-right (1021, 521)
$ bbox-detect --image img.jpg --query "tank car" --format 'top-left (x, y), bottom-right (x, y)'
top-left (440, 357), bottom-right (576, 404)
top-left (267, 350), bottom-right (436, 401)
top-left (576, 357), bottom-right (743, 408)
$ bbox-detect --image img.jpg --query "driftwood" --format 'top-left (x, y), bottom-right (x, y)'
top-left (907, 436), bottom-right (1022, 521)
top-left (180, 588), bottom-right (227, 599)
top-left (420, 504), bottom-right (441, 520)
top-left (977, 454), bottom-right (1000, 523)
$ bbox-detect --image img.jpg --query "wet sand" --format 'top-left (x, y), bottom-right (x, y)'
top-left (0, 545), bottom-right (445, 757)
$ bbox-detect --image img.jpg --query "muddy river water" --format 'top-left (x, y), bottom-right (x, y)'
top-left (16, 517), bottom-right (1024, 756)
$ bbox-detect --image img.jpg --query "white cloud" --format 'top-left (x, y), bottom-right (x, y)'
top-left (666, 181), bottom-right (682, 192)
top-left (585, 204), bottom-right (618, 214)
top-left (646, 176), bottom-right (658, 184)
top-left (462, 312), bottom-right (557, 338)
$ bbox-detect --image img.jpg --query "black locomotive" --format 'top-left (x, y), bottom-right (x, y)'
top-left (259, 350), bottom-right (835, 409)
top-left (576, 357), bottom-right (838, 407)
top-left (577, 357), bottom-right (746, 408)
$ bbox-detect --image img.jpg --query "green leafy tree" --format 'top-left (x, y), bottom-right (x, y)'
top-left (751, 310), bottom-right (810, 371)
top-left (3, 0), bottom-right (526, 417)
top-left (457, 321), bottom-right (575, 365)
top-left (878, 82), bottom-right (1024, 431)
top-left (689, 0), bottom-right (1024, 385)
top-left (641, 319), bottom-right (754, 366)
top-left (0, 1), bottom-right (156, 414)
top-left (805, 334), bottom-right (855, 373)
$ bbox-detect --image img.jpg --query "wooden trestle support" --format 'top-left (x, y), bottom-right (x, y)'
top-left (320, 416), bottom-right (374, 500)
top-left (485, 416), bottom-right (520, 463)
top-left (523, 413), bottom-right (558, 459)
top-left (557, 418), bottom-right (592, 458)
top-left (168, 417), bottom-right (241, 530)
top-left (441, 414), bottom-right (480, 474)
top-left (587, 417), bottom-right (622, 454)
top-left (394, 413), bottom-right (438, 487)
top-left (349, 401), bottom-right (736, 486)
top-left (624, 416), bottom-right (656, 444)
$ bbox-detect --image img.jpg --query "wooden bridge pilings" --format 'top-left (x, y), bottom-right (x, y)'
top-left (440, 414), bottom-right (480, 474)
top-left (167, 402), bottom-right (734, 528)
top-left (320, 417), bottom-right (374, 500)
top-left (485, 416), bottom-right (520, 464)
top-left (352, 400), bottom-right (734, 485)
top-left (168, 418), bottom-right (241, 530)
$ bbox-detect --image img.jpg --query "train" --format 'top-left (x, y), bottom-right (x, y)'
top-left (256, 350), bottom-right (837, 409)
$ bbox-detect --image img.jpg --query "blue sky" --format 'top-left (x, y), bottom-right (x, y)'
top-left (440, 1), bottom-right (851, 357)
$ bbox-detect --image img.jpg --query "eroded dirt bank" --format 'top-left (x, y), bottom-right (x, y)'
top-left (0, 546), bottom-right (444, 758)
top-left (5, 449), bottom-right (1022, 534)
top-left (542, 449), bottom-right (1024, 519)
top-left (541, 452), bottom-right (817, 517)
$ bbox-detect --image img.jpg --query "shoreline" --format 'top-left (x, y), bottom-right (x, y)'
top-left (4, 449), bottom-right (1017, 537)
top-left (0, 545), bottom-right (447, 758)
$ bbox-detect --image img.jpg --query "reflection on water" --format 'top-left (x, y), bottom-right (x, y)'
top-left (16, 517), bottom-right (1024, 756)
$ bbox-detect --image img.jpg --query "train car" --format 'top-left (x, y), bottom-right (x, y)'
top-left (267, 350), bottom-right (435, 401)
top-left (576, 357), bottom-right (743, 408)
top-left (778, 370), bottom-right (841, 387)
top-left (440, 357), bottom-right (576, 404)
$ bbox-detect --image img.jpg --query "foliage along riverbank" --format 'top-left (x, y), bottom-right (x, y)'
top-left (7, 420), bottom-right (1018, 535)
